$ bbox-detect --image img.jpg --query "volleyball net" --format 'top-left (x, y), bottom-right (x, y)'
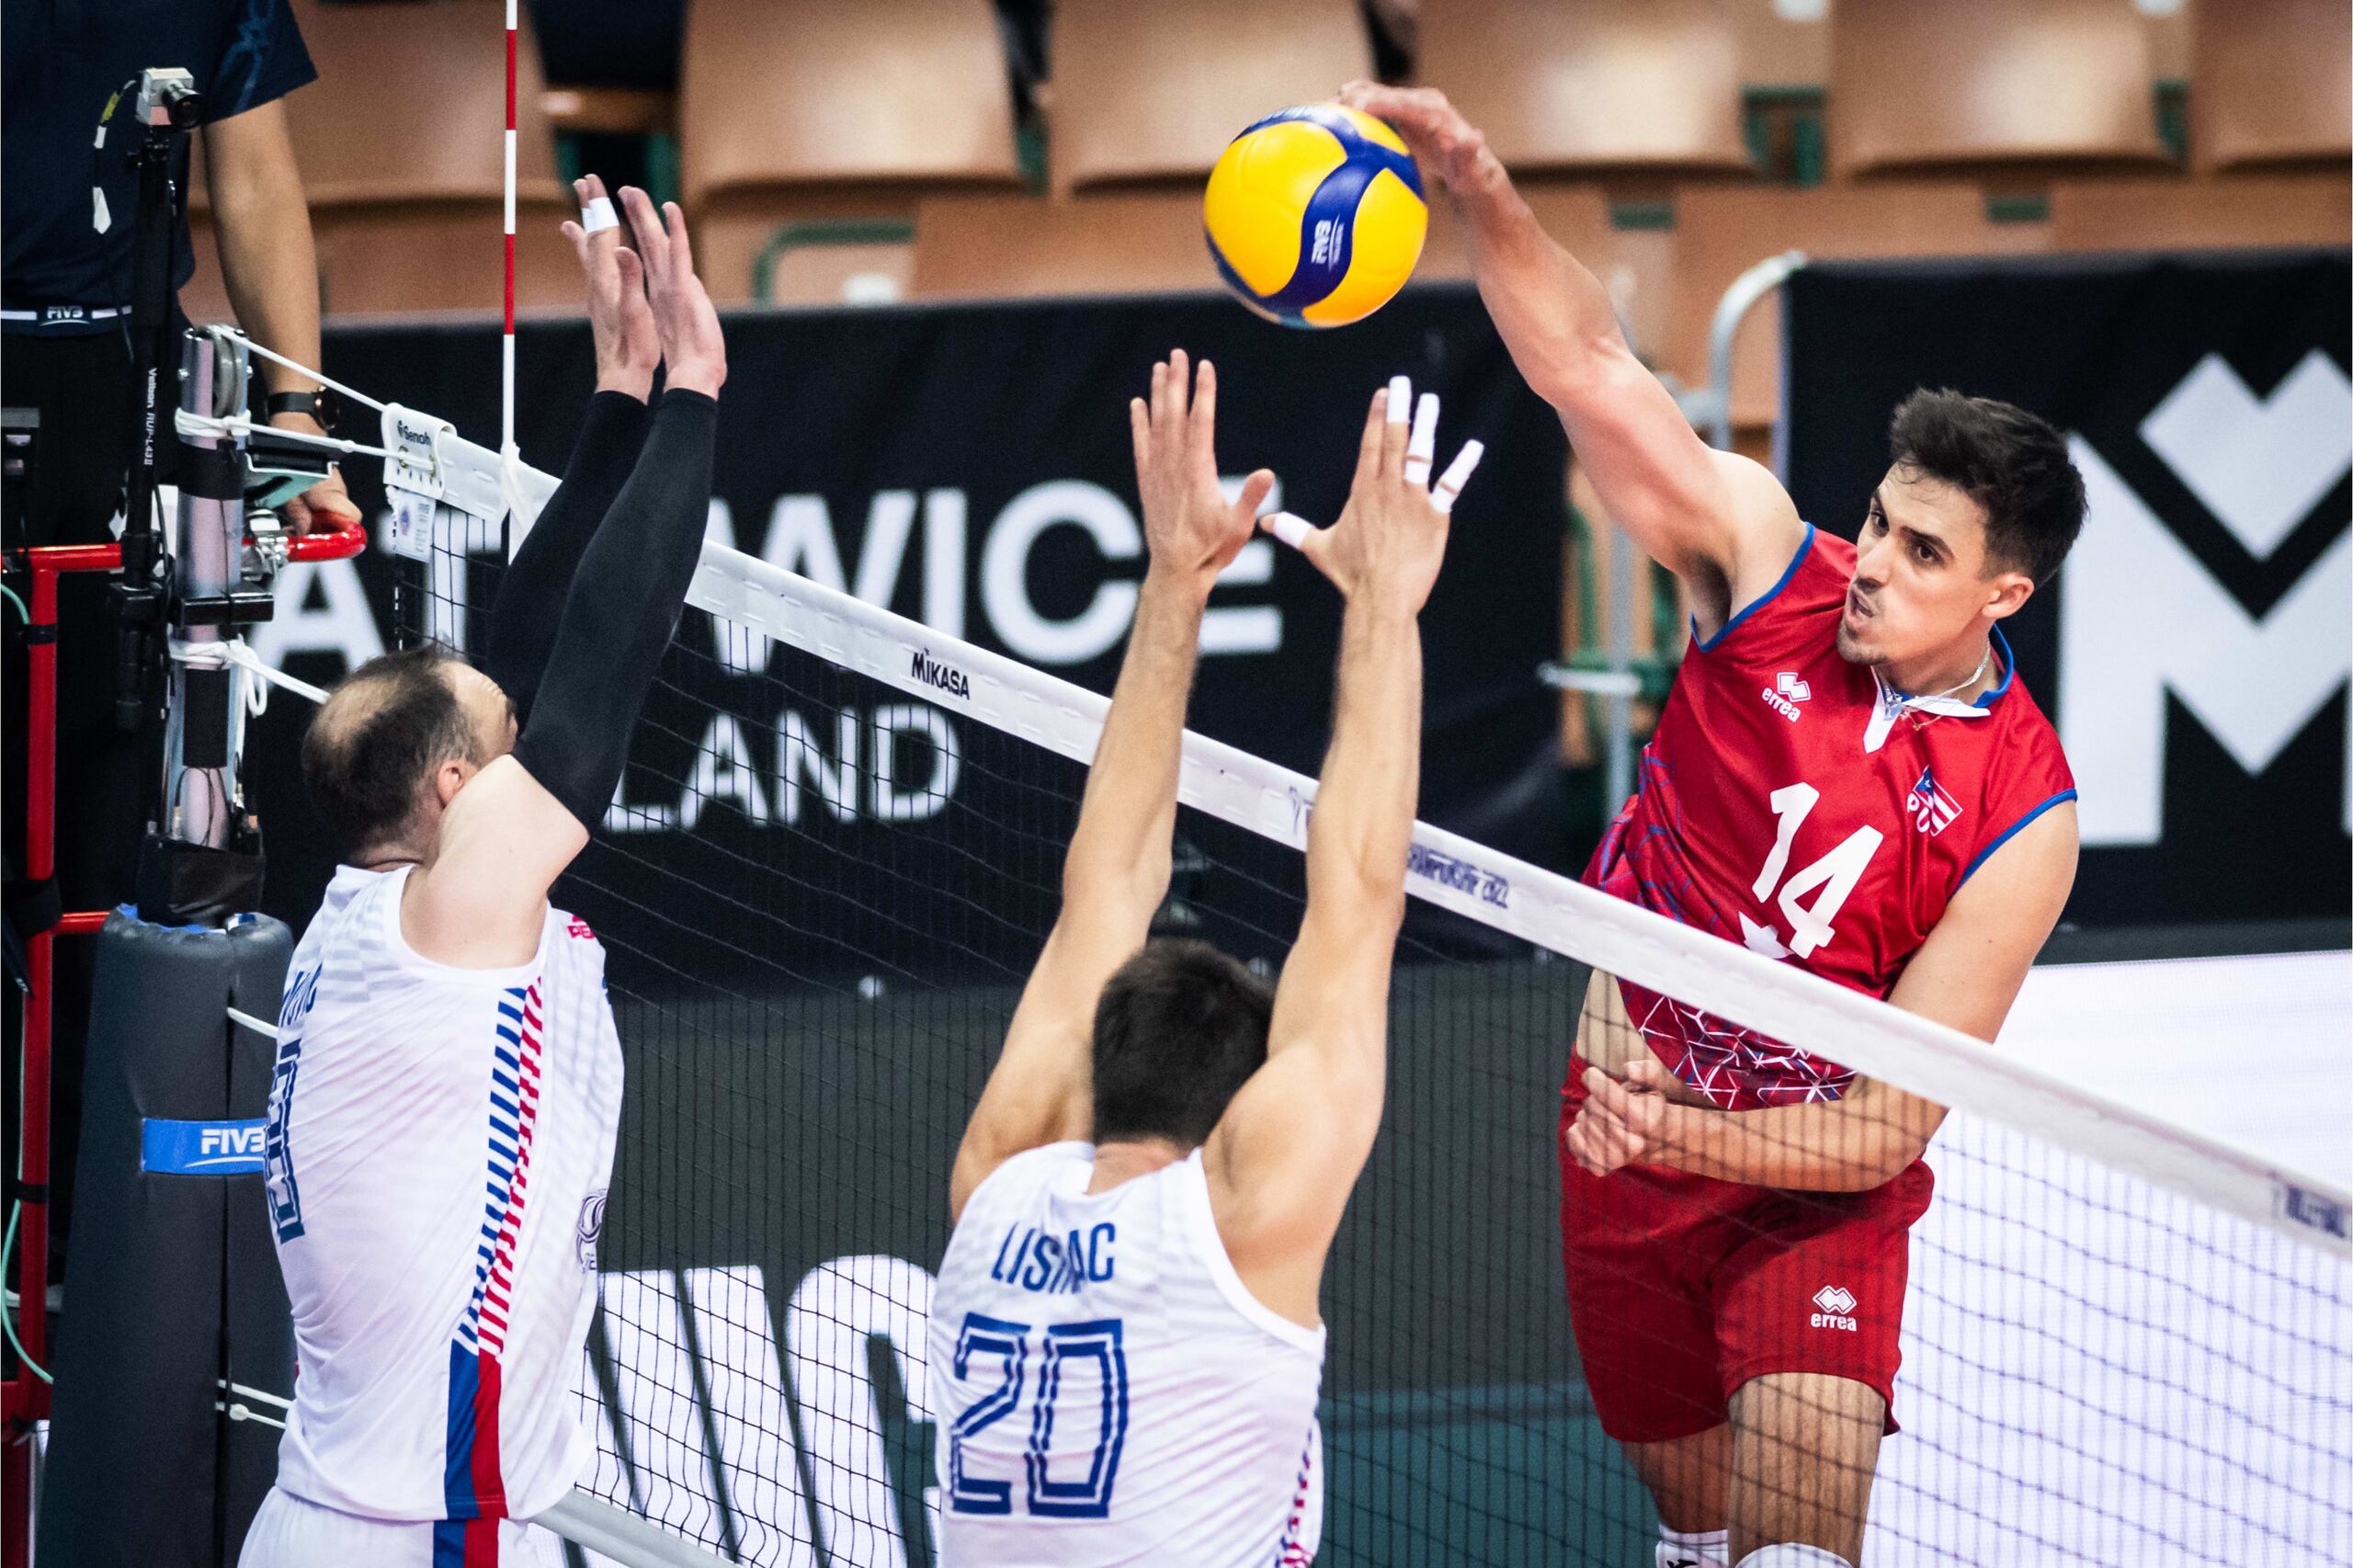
top-left (403, 510), bottom-right (2351, 1568)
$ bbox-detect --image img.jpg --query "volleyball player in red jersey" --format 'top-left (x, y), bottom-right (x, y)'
top-left (1344, 85), bottom-right (2087, 1568)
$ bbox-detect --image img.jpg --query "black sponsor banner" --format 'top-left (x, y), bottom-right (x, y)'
top-left (1781, 252), bottom-right (2351, 928)
top-left (244, 286), bottom-right (1572, 938)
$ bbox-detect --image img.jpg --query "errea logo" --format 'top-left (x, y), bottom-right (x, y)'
top-left (1811, 1284), bottom-right (1859, 1332)
top-left (1762, 671), bottom-right (1811, 722)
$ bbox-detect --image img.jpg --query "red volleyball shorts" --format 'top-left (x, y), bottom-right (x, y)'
top-left (1557, 1061), bottom-right (1934, 1444)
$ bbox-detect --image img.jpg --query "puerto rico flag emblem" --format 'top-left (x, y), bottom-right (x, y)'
top-left (1907, 767), bottom-right (1962, 837)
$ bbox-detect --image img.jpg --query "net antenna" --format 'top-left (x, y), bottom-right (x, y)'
top-left (498, 0), bottom-right (524, 522)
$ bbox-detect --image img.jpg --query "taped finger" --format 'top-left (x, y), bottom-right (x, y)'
top-left (1385, 374), bottom-right (1412, 425)
top-left (1264, 511), bottom-right (1316, 551)
top-left (1430, 439), bottom-right (1485, 515)
top-left (1404, 391), bottom-right (1438, 485)
top-left (581, 196), bottom-right (619, 234)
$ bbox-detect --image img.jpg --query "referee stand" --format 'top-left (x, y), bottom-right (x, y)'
top-left (4, 504), bottom-right (366, 1568)
top-left (2, 100), bottom-right (371, 1555)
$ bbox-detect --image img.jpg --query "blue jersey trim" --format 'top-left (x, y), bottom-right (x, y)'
top-left (1691, 524), bottom-right (1815, 653)
top-left (1961, 789), bottom-right (2077, 883)
top-left (1971, 625), bottom-right (2018, 708)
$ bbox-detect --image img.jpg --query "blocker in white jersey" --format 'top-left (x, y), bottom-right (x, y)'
top-left (251, 176), bottom-right (726, 1567)
top-left (261, 866), bottom-right (623, 1537)
top-left (931, 1142), bottom-right (1324, 1565)
top-left (938, 360), bottom-right (1472, 1567)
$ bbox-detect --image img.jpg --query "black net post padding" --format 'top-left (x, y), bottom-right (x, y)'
top-left (37, 912), bottom-right (294, 1568)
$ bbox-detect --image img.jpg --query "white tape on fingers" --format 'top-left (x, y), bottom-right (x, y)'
top-left (1431, 439), bottom-right (1485, 515)
top-left (1386, 374), bottom-right (1412, 424)
top-left (1404, 391), bottom-right (1439, 483)
top-left (581, 196), bottom-right (619, 234)
top-left (1267, 511), bottom-right (1316, 550)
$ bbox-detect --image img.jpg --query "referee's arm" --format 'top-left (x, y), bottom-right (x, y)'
top-left (201, 98), bottom-right (358, 532)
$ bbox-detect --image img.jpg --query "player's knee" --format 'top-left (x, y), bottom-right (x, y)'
top-left (1733, 1546), bottom-right (1853, 1568)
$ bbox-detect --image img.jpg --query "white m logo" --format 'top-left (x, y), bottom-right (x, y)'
top-left (2060, 359), bottom-right (2352, 846)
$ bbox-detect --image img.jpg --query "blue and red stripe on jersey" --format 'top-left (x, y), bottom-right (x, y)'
top-left (440, 979), bottom-right (546, 1552)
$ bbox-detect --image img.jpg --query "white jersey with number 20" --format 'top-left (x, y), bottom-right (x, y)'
top-left (929, 1142), bottom-right (1325, 1567)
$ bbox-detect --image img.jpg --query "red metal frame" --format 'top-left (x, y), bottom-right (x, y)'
top-left (2, 521), bottom-right (364, 1568)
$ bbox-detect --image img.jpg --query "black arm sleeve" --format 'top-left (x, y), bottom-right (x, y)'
top-left (481, 390), bottom-right (650, 720)
top-left (509, 389), bottom-right (716, 830)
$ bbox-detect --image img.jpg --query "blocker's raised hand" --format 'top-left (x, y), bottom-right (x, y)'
top-left (562, 174), bottom-right (658, 402)
top-left (1129, 350), bottom-right (1277, 591)
top-left (1263, 373), bottom-right (1483, 616)
top-left (620, 185), bottom-right (726, 399)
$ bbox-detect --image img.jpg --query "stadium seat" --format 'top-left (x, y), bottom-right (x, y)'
top-left (1049, 0), bottom-right (1375, 197)
top-left (2190, 0), bottom-right (2352, 172)
top-left (2049, 175), bottom-right (2352, 254)
top-left (2143, 0), bottom-right (2191, 86)
top-left (679, 0), bottom-right (1023, 304)
top-left (912, 192), bottom-right (1213, 300)
top-left (1829, 0), bottom-right (2171, 178)
top-left (1732, 0), bottom-right (1830, 90)
top-left (1418, 186), bottom-right (1675, 358)
top-left (283, 0), bottom-right (575, 316)
top-left (1415, 0), bottom-right (1752, 178)
top-left (1665, 185), bottom-right (2047, 432)
top-left (910, 187), bottom-right (1630, 328)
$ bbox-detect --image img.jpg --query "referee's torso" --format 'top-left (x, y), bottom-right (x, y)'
top-left (263, 865), bottom-right (624, 1524)
top-left (2, 0), bottom-right (315, 332)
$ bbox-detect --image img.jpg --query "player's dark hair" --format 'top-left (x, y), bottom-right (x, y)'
top-left (301, 642), bottom-right (482, 858)
top-left (1888, 389), bottom-right (2086, 585)
top-left (1091, 938), bottom-right (1274, 1149)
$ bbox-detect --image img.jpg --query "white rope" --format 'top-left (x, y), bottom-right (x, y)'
top-left (176, 409), bottom-right (398, 463)
top-left (217, 1378), bottom-right (291, 1410)
top-left (169, 637), bottom-right (330, 709)
top-left (226, 1006), bottom-right (280, 1040)
top-left (220, 329), bottom-right (390, 415)
top-left (216, 1401), bottom-right (286, 1431)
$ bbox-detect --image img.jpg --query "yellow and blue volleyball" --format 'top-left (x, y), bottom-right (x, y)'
top-left (1204, 103), bottom-right (1427, 329)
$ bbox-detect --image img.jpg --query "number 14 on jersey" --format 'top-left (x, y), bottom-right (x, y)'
top-left (1747, 783), bottom-right (1882, 960)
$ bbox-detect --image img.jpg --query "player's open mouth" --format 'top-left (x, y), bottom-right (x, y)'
top-left (1844, 585), bottom-right (1873, 626)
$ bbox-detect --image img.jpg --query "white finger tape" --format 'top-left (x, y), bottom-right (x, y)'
top-left (581, 196), bottom-right (619, 233)
top-left (1267, 511), bottom-right (1315, 550)
top-left (1431, 440), bottom-right (1485, 514)
top-left (1404, 391), bottom-right (1439, 483)
top-left (1386, 374), bottom-right (1412, 424)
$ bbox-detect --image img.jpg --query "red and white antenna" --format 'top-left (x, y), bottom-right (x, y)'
top-left (501, 0), bottom-right (517, 466)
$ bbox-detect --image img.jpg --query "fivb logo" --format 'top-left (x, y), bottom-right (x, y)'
top-left (2062, 350), bottom-right (2352, 843)
top-left (141, 1118), bottom-right (269, 1176)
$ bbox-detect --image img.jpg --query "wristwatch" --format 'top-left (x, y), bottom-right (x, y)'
top-left (265, 389), bottom-right (333, 432)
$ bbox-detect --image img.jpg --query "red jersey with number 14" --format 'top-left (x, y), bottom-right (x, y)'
top-left (1583, 525), bottom-right (2075, 1110)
